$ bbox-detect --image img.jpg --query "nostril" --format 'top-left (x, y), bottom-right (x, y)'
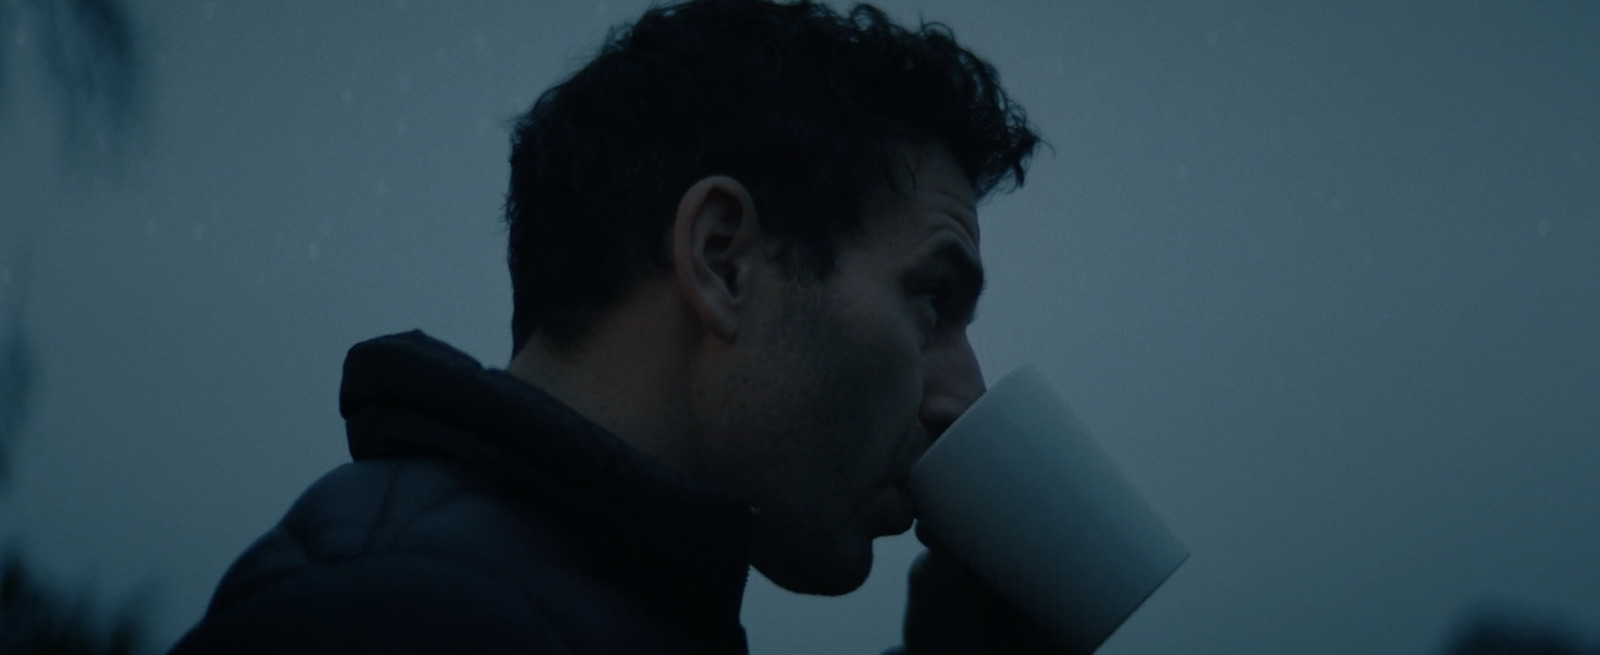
top-left (920, 398), bottom-right (969, 443)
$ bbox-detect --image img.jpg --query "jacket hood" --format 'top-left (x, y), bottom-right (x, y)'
top-left (338, 330), bottom-right (754, 617)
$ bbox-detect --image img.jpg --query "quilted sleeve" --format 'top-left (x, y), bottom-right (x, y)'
top-left (167, 552), bottom-right (577, 655)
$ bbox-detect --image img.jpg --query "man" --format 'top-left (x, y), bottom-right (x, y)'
top-left (171, 0), bottom-right (1056, 652)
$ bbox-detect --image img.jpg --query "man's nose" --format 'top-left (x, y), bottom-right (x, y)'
top-left (919, 338), bottom-right (986, 441)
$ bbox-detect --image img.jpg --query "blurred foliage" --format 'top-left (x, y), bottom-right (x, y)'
top-left (0, 260), bottom-right (34, 486)
top-left (0, 0), bottom-right (143, 153)
top-left (2, 2), bottom-right (152, 653)
top-left (0, 0), bottom-right (140, 484)
top-left (1441, 604), bottom-right (1599, 655)
top-left (0, 551), bottom-right (146, 655)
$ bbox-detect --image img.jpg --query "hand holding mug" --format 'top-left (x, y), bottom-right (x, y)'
top-left (901, 523), bottom-right (1082, 654)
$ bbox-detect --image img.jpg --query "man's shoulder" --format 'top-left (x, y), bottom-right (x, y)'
top-left (169, 544), bottom-right (575, 654)
top-left (213, 459), bottom-right (562, 601)
top-left (175, 458), bottom-right (601, 653)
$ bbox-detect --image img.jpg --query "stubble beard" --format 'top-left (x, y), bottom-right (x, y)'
top-left (738, 275), bottom-right (880, 595)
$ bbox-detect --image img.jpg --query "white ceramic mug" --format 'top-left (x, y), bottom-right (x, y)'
top-left (908, 365), bottom-right (1189, 652)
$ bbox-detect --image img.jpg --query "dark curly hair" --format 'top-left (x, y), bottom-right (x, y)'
top-left (505, 0), bottom-right (1042, 354)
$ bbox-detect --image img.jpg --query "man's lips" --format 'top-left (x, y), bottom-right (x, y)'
top-left (876, 483), bottom-right (918, 536)
top-left (873, 458), bottom-right (919, 535)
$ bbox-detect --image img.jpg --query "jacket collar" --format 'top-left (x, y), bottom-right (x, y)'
top-left (337, 330), bottom-right (754, 623)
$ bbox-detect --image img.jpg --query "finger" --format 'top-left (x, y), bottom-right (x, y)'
top-left (909, 549), bottom-right (1074, 654)
top-left (908, 548), bottom-right (995, 607)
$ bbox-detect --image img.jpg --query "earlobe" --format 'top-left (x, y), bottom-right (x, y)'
top-left (671, 175), bottom-right (762, 342)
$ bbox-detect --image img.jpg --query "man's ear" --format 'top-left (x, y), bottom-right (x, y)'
top-left (671, 175), bottom-right (763, 342)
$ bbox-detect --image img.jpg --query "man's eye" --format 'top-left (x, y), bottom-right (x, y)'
top-left (916, 284), bottom-right (952, 322)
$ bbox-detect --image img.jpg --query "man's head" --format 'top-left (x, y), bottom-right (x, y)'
top-left (505, 0), bottom-right (1038, 353)
top-left (504, 0), bottom-right (1040, 595)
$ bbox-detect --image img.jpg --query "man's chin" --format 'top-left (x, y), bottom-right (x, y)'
top-left (750, 532), bottom-right (873, 596)
top-left (754, 556), bottom-right (871, 596)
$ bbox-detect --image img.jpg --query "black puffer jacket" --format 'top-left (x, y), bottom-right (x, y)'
top-left (169, 331), bottom-right (756, 654)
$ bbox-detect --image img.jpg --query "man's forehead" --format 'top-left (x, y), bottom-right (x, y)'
top-left (876, 144), bottom-right (980, 244)
top-left (917, 175), bottom-right (980, 248)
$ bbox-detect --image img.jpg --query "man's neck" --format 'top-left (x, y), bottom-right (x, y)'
top-left (505, 285), bottom-right (704, 481)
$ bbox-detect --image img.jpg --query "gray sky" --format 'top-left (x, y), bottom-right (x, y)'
top-left (2, 1), bottom-right (1597, 653)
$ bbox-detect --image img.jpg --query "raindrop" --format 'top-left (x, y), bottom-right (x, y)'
top-left (1537, 219), bottom-right (1551, 237)
top-left (309, 242), bottom-right (321, 261)
top-left (192, 223), bottom-right (207, 241)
